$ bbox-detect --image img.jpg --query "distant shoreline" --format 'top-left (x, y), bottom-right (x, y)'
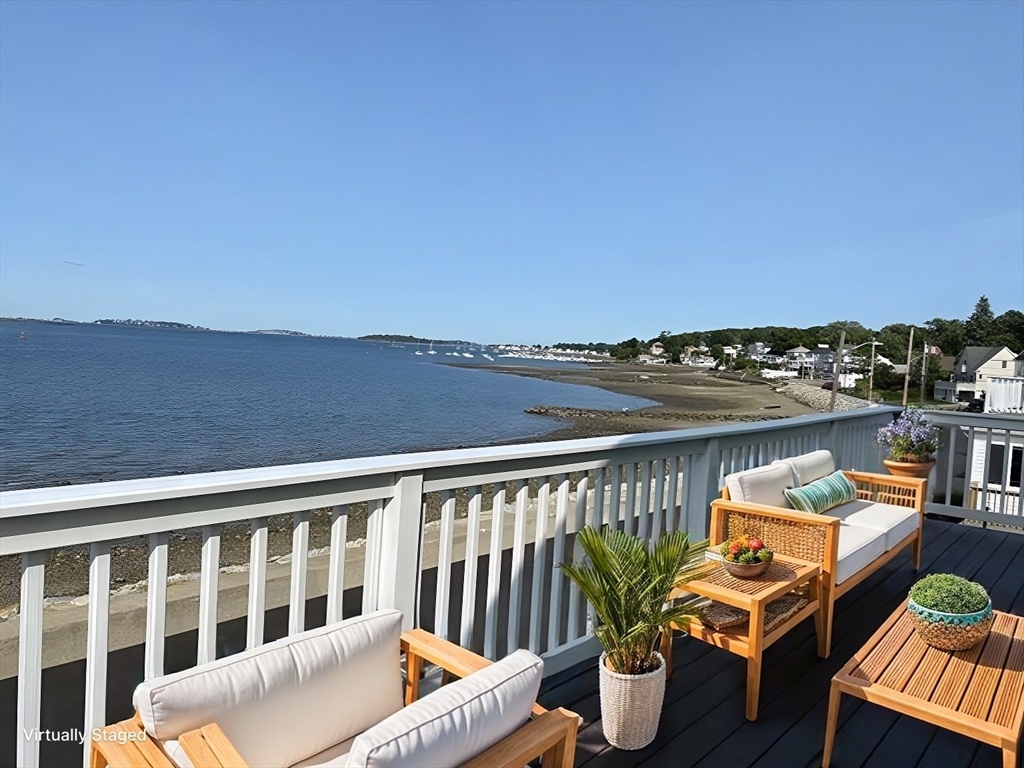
top-left (1, 316), bottom-right (314, 337)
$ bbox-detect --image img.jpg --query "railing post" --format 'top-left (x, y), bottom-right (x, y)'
top-left (376, 472), bottom-right (424, 631)
top-left (83, 541), bottom-right (111, 767)
top-left (828, 419), bottom-right (843, 467)
top-left (17, 550), bottom-right (46, 768)
top-left (685, 437), bottom-right (720, 537)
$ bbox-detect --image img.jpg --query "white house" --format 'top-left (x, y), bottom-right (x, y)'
top-left (650, 341), bottom-right (665, 356)
top-left (933, 346), bottom-right (1019, 403)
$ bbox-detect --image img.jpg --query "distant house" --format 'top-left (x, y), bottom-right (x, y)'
top-left (748, 342), bottom-right (769, 357)
top-left (650, 341), bottom-right (665, 356)
top-left (786, 346), bottom-right (814, 374)
top-left (809, 344), bottom-right (835, 372)
top-left (722, 345), bottom-right (740, 360)
top-left (933, 346), bottom-right (1019, 403)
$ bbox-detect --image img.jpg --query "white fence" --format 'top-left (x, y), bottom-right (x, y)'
top-left (923, 411), bottom-right (1024, 527)
top-left (0, 407), bottom-right (898, 767)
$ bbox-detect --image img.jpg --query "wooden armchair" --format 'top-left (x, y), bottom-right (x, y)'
top-left (713, 467), bottom-right (927, 656)
top-left (91, 623), bottom-right (577, 768)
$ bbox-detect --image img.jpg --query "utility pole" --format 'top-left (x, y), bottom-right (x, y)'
top-left (829, 330), bottom-right (845, 412)
top-left (920, 338), bottom-right (928, 404)
top-left (868, 338), bottom-right (877, 402)
top-left (902, 327), bottom-right (915, 407)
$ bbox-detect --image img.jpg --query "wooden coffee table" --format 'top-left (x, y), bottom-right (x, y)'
top-left (824, 601), bottom-right (1024, 768)
top-left (664, 554), bottom-right (825, 720)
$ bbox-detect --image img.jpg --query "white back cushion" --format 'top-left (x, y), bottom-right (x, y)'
top-left (724, 464), bottom-right (793, 508)
top-left (134, 610), bottom-right (403, 768)
top-left (774, 450), bottom-right (836, 487)
top-left (347, 648), bottom-right (544, 768)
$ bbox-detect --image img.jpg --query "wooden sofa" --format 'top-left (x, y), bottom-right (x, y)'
top-left (90, 611), bottom-right (578, 768)
top-left (712, 450), bottom-right (926, 656)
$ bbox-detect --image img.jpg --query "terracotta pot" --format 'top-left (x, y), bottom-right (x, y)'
top-left (883, 459), bottom-right (935, 478)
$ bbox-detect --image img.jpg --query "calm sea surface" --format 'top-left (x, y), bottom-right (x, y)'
top-left (0, 321), bottom-right (653, 490)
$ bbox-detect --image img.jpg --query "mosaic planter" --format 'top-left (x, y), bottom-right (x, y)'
top-left (907, 597), bottom-right (993, 651)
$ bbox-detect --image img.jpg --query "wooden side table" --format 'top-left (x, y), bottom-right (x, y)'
top-left (664, 554), bottom-right (825, 720)
top-left (824, 602), bottom-right (1024, 768)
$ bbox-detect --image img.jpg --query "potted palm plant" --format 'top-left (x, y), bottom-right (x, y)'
top-left (560, 526), bottom-right (707, 750)
top-left (877, 407), bottom-right (940, 478)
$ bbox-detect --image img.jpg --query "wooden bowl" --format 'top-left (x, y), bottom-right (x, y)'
top-left (722, 555), bottom-right (773, 579)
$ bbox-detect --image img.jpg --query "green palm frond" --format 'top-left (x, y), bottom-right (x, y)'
top-left (559, 525), bottom-right (707, 675)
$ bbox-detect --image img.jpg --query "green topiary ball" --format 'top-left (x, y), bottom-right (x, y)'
top-left (909, 574), bottom-right (989, 614)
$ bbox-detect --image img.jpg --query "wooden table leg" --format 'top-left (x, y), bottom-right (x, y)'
top-left (1001, 742), bottom-right (1018, 768)
top-left (746, 602), bottom-right (765, 721)
top-left (812, 573), bottom-right (829, 659)
top-left (822, 683), bottom-right (842, 768)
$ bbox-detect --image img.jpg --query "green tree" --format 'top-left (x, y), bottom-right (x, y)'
top-left (822, 321), bottom-right (871, 348)
top-left (923, 317), bottom-right (965, 356)
top-left (992, 310), bottom-right (1024, 352)
top-left (709, 343), bottom-right (725, 367)
top-left (964, 296), bottom-right (995, 346)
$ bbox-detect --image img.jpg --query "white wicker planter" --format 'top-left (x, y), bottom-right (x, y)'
top-left (598, 652), bottom-right (666, 750)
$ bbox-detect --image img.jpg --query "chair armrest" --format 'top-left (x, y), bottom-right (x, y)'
top-left (401, 628), bottom-right (546, 716)
top-left (401, 628), bottom-right (492, 679)
top-left (459, 707), bottom-right (580, 768)
top-left (843, 471), bottom-right (926, 510)
top-left (178, 723), bottom-right (248, 768)
top-left (90, 713), bottom-right (175, 768)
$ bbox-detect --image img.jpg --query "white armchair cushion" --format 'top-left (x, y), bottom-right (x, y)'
top-left (346, 648), bottom-right (544, 768)
top-left (831, 500), bottom-right (919, 551)
top-left (724, 464), bottom-right (793, 508)
top-left (773, 450), bottom-right (836, 487)
top-left (835, 523), bottom-right (886, 584)
top-left (134, 610), bottom-right (403, 768)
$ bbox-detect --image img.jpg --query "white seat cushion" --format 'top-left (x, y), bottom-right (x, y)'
top-left (724, 464), bottom-right (794, 508)
top-left (835, 523), bottom-right (887, 584)
top-left (134, 610), bottom-right (404, 768)
top-left (830, 500), bottom-right (919, 551)
top-left (291, 736), bottom-right (358, 768)
top-left (346, 648), bottom-right (544, 768)
top-left (773, 450), bottom-right (836, 487)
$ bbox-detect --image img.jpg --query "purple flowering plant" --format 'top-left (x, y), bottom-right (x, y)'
top-left (877, 407), bottom-right (940, 462)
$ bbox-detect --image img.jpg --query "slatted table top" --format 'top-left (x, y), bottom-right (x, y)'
top-left (676, 554), bottom-right (820, 609)
top-left (835, 602), bottom-right (1024, 743)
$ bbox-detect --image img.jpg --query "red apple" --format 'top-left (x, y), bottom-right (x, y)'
top-left (749, 537), bottom-right (764, 551)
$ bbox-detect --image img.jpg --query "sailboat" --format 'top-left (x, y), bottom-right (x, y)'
top-left (427, 342), bottom-right (437, 355)
top-left (414, 342), bottom-right (424, 356)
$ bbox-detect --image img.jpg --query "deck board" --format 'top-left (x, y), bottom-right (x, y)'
top-left (542, 519), bottom-right (1024, 768)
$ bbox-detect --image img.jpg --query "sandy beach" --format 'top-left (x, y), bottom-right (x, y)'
top-left (466, 363), bottom-right (817, 439)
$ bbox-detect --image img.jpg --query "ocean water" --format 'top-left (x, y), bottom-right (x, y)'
top-left (0, 321), bottom-right (654, 490)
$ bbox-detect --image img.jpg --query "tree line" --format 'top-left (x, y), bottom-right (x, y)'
top-left (557, 296), bottom-right (1023, 369)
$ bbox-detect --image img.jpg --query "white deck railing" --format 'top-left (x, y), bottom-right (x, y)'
top-left (0, 407), bottom-right (899, 767)
top-left (923, 411), bottom-right (1024, 527)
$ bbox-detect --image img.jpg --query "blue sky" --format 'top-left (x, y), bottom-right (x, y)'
top-left (1, 2), bottom-right (1021, 344)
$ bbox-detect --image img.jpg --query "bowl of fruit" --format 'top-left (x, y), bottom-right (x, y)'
top-left (720, 536), bottom-right (774, 579)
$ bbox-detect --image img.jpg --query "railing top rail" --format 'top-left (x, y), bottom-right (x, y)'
top-left (921, 411), bottom-right (1024, 430)
top-left (1, 406), bottom-right (898, 519)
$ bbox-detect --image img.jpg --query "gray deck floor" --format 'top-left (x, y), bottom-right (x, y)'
top-left (538, 519), bottom-right (1024, 768)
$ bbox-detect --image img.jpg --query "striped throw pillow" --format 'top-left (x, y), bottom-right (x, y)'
top-left (784, 470), bottom-right (856, 514)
